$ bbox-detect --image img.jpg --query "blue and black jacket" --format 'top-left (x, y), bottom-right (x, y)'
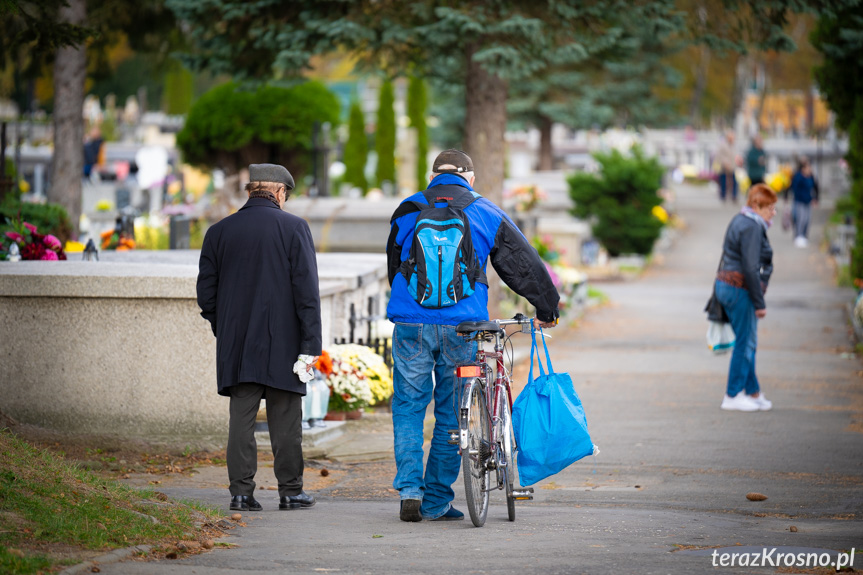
top-left (386, 174), bottom-right (560, 325)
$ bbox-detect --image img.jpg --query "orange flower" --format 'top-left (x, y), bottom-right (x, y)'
top-left (315, 350), bottom-right (333, 375)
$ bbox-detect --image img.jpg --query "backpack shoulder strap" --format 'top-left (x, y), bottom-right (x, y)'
top-left (389, 185), bottom-right (479, 223)
top-left (390, 197), bottom-right (430, 223)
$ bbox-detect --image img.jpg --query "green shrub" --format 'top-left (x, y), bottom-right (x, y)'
top-left (0, 200), bottom-right (73, 244)
top-left (176, 81), bottom-right (341, 180)
top-left (567, 146), bottom-right (665, 257)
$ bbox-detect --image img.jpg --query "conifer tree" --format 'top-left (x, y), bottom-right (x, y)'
top-left (407, 75), bottom-right (428, 191)
top-left (375, 79), bottom-right (396, 190)
top-left (812, 9), bottom-right (863, 277)
top-left (343, 100), bottom-right (368, 193)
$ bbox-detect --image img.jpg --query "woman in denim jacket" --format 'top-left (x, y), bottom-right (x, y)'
top-left (714, 184), bottom-right (778, 411)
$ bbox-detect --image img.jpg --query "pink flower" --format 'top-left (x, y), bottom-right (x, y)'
top-left (5, 231), bottom-right (24, 243)
top-left (23, 222), bottom-right (37, 233)
top-left (40, 250), bottom-right (59, 261)
top-left (43, 234), bottom-right (62, 251)
top-left (544, 262), bottom-right (561, 288)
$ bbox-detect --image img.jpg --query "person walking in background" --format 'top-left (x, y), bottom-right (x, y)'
top-left (746, 135), bottom-right (767, 186)
top-left (386, 149), bottom-right (560, 522)
top-left (715, 130), bottom-right (737, 203)
top-left (786, 157), bottom-right (820, 248)
top-left (82, 126), bottom-right (104, 181)
top-left (714, 183), bottom-right (777, 412)
top-left (197, 164), bottom-right (322, 512)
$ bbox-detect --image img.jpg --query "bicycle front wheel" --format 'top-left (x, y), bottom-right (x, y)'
top-left (462, 380), bottom-right (490, 527)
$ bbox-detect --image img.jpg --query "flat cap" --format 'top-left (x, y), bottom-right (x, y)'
top-left (433, 149), bottom-right (473, 174)
top-left (249, 163), bottom-right (295, 190)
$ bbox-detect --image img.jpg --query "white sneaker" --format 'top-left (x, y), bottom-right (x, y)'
top-left (747, 393), bottom-right (773, 411)
top-left (720, 392), bottom-right (761, 412)
top-left (794, 236), bottom-right (808, 248)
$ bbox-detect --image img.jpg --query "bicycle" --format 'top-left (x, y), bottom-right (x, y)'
top-left (450, 313), bottom-right (536, 527)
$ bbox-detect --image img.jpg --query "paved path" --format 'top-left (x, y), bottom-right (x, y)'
top-left (100, 183), bottom-right (863, 574)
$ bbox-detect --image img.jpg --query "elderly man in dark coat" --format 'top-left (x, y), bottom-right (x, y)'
top-left (197, 163), bottom-right (322, 512)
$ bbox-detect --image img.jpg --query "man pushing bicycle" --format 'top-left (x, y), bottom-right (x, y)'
top-left (386, 149), bottom-right (560, 522)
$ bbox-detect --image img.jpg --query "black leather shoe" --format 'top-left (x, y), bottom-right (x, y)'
top-left (399, 499), bottom-right (422, 522)
top-left (230, 495), bottom-right (262, 512)
top-left (279, 491), bottom-right (316, 510)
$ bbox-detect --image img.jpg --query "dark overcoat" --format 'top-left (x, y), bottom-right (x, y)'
top-left (196, 197), bottom-right (322, 396)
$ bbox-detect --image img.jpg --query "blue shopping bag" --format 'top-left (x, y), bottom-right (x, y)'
top-left (512, 328), bottom-right (596, 486)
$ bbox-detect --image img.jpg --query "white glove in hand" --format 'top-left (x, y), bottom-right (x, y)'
top-left (293, 354), bottom-right (317, 384)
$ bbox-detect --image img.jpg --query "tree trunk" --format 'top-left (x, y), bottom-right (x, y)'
top-left (538, 115), bottom-right (554, 171)
top-left (729, 53), bottom-right (753, 131)
top-left (50, 0), bottom-right (87, 238)
top-left (464, 44), bottom-right (508, 320)
top-left (689, 45), bottom-right (710, 128)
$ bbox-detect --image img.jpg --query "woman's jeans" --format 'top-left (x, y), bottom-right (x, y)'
top-left (793, 201), bottom-right (811, 238)
top-left (391, 322), bottom-right (477, 519)
top-left (714, 280), bottom-right (760, 397)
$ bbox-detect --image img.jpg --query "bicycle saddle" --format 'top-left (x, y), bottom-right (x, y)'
top-left (456, 320), bottom-right (501, 334)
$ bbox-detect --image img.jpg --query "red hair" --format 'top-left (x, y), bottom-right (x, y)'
top-left (747, 183), bottom-right (777, 209)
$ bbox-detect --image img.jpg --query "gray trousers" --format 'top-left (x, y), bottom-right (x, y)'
top-left (793, 201), bottom-right (811, 239)
top-left (227, 383), bottom-right (304, 498)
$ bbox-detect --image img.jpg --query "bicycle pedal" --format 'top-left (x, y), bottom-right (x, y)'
top-left (511, 488), bottom-right (534, 501)
top-left (447, 429), bottom-right (459, 445)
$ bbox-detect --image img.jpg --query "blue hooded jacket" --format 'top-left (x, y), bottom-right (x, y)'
top-left (386, 174), bottom-right (560, 325)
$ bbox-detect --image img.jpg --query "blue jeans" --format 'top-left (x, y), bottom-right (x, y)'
top-left (714, 280), bottom-right (760, 397)
top-left (718, 171), bottom-right (737, 202)
top-left (391, 322), bottom-right (476, 519)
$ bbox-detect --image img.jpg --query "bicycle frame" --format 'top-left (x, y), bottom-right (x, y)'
top-left (458, 341), bottom-right (509, 455)
top-left (457, 316), bottom-right (530, 488)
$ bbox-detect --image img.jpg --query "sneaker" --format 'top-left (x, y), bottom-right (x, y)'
top-left (720, 392), bottom-right (760, 412)
top-left (747, 393), bottom-right (773, 411)
top-left (429, 506), bottom-right (464, 521)
top-left (400, 499), bottom-right (422, 522)
top-left (794, 236), bottom-right (808, 248)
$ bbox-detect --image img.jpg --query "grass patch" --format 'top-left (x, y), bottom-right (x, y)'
top-left (587, 286), bottom-right (609, 304)
top-left (837, 264), bottom-right (854, 288)
top-left (0, 430), bottom-right (222, 574)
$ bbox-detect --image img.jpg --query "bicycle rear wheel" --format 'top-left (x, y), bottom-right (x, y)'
top-left (500, 388), bottom-right (516, 521)
top-left (462, 381), bottom-right (490, 527)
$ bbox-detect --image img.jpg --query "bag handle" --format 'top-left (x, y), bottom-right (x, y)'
top-left (529, 327), bottom-right (555, 382)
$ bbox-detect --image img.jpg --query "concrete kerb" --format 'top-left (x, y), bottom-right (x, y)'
top-left (59, 545), bottom-right (152, 575)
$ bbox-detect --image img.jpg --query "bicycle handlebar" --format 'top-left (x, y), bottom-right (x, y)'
top-left (495, 313), bottom-right (533, 327)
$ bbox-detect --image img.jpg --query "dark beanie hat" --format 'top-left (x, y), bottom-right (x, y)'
top-left (249, 163), bottom-right (295, 190)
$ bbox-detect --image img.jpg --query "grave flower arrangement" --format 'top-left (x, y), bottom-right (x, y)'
top-left (317, 345), bottom-right (393, 412)
top-left (530, 235), bottom-right (587, 316)
top-left (0, 216), bottom-right (67, 261)
top-left (100, 228), bottom-right (136, 251)
top-left (505, 184), bottom-right (547, 212)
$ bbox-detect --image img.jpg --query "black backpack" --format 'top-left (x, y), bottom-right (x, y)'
top-left (392, 185), bottom-right (487, 308)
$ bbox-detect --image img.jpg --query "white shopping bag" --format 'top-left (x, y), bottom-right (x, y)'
top-left (706, 321), bottom-right (735, 354)
top-left (302, 373), bottom-right (331, 420)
